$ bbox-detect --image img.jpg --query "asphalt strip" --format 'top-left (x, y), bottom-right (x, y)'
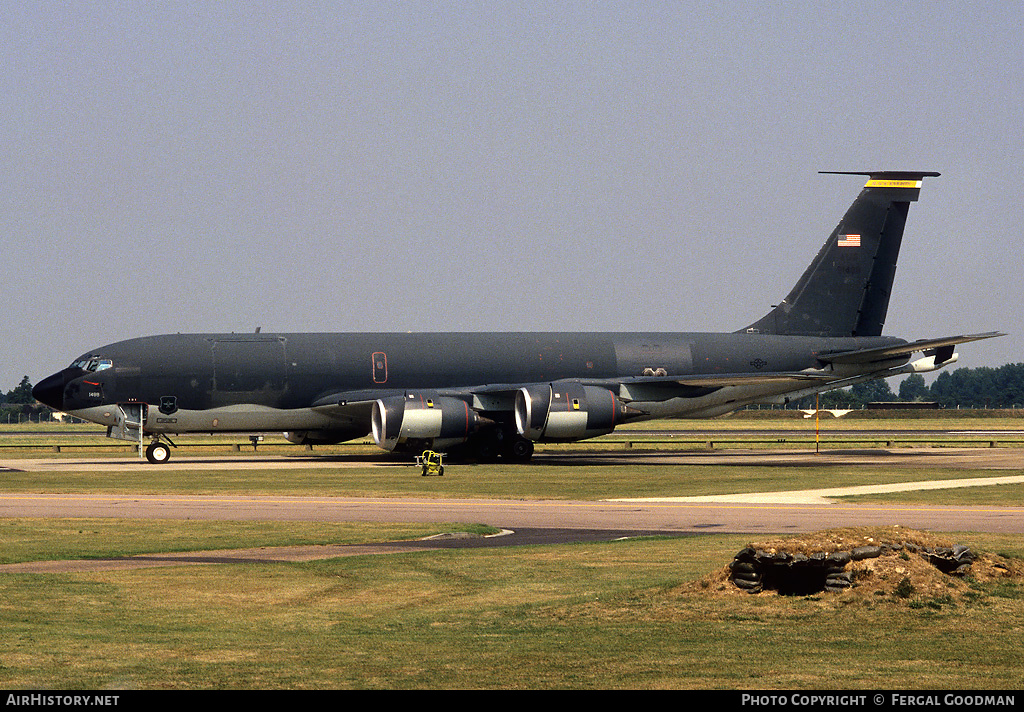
top-left (0, 527), bottom-right (621, 574)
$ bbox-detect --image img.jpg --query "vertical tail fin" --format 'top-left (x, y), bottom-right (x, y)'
top-left (743, 171), bottom-right (940, 337)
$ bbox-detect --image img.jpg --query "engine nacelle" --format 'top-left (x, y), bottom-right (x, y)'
top-left (515, 383), bottom-right (629, 442)
top-left (903, 353), bottom-right (959, 373)
top-left (371, 393), bottom-right (484, 452)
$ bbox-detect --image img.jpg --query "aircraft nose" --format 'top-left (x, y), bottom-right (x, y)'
top-left (32, 371), bottom-right (65, 410)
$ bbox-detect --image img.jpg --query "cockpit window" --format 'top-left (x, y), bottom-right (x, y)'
top-left (70, 357), bottom-right (113, 372)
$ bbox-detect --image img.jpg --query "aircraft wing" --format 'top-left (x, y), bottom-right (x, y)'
top-left (308, 389), bottom-right (398, 427)
top-left (310, 389), bottom-right (403, 409)
top-left (465, 371), bottom-right (833, 396)
top-left (814, 332), bottom-right (1004, 365)
top-left (602, 371), bottom-right (835, 403)
top-left (437, 372), bottom-right (838, 412)
top-left (307, 371), bottom-right (835, 418)
top-left (612, 372), bottom-right (833, 387)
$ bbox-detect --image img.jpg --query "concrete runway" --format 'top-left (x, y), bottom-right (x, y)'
top-left (1, 448), bottom-right (1022, 572)
top-left (2, 489), bottom-right (1021, 533)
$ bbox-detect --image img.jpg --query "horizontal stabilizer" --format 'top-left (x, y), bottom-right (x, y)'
top-left (815, 332), bottom-right (1004, 365)
top-left (819, 171), bottom-right (941, 182)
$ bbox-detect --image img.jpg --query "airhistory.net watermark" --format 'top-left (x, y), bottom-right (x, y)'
top-left (6, 695), bottom-right (119, 707)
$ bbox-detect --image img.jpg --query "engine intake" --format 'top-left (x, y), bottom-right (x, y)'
top-left (515, 383), bottom-right (629, 442)
top-left (371, 393), bottom-right (484, 451)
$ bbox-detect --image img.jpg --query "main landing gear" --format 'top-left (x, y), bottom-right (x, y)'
top-left (505, 436), bottom-right (534, 462)
top-left (469, 431), bottom-right (534, 463)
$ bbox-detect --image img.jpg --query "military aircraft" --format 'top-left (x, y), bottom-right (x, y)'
top-left (33, 171), bottom-right (1001, 463)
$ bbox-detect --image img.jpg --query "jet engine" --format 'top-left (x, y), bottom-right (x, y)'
top-left (515, 383), bottom-right (631, 442)
top-left (371, 393), bottom-right (485, 452)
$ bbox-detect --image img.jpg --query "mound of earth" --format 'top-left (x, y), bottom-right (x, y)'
top-left (689, 526), bottom-right (1024, 603)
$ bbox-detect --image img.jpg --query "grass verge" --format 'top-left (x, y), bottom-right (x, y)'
top-left (0, 461), bottom-right (1020, 502)
top-left (1, 529), bottom-right (1022, 689)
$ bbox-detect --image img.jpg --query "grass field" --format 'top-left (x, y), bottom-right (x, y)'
top-left (2, 462), bottom-right (1024, 504)
top-left (1, 415), bottom-right (1023, 689)
top-left (2, 529), bottom-right (1023, 689)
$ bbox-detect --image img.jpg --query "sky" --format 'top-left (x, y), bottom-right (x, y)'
top-left (2, 1), bottom-right (1020, 389)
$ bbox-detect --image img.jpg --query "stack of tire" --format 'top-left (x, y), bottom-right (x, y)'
top-left (823, 550), bottom-right (853, 592)
top-left (728, 546), bottom-right (856, 595)
top-left (727, 541), bottom-right (977, 594)
top-left (729, 549), bottom-right (762, 593)
top-left (923, 545), bottom-right (975, 575)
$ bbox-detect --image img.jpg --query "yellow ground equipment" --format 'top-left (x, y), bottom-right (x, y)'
top-left (416, 450), bottom-right (445, 476)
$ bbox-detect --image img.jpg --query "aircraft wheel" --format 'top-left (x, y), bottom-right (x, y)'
top-left (505, 437), bottom-right (534, 463)
top-left (145, 441), bottom-right (171, 464)
top-left (472, 435), bottom-right (501, 463)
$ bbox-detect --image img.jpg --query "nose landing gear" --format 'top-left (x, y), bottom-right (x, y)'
top-left (107, 403), bottom-right (176, 463)
top-left (145, 439), bottom-right (172, 464)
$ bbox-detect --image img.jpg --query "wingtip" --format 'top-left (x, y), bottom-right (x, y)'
top-left (959, 331), bottom-right (1006, 340)
top-left (819, 170), bottom-right (941, 179)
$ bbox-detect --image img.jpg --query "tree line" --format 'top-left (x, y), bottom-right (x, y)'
top-left (796, 363), bottom-right (1024, 410)
top-left (2, 376), bottom-right (35, 405)
top-left (0, 376), bottom-right (52, 422)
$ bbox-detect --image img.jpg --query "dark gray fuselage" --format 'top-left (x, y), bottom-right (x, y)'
top-left (55, 331), bottom-right (900, 416)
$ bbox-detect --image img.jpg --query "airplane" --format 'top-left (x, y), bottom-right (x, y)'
top-left (32, 171), bottom-right (1002, 464)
